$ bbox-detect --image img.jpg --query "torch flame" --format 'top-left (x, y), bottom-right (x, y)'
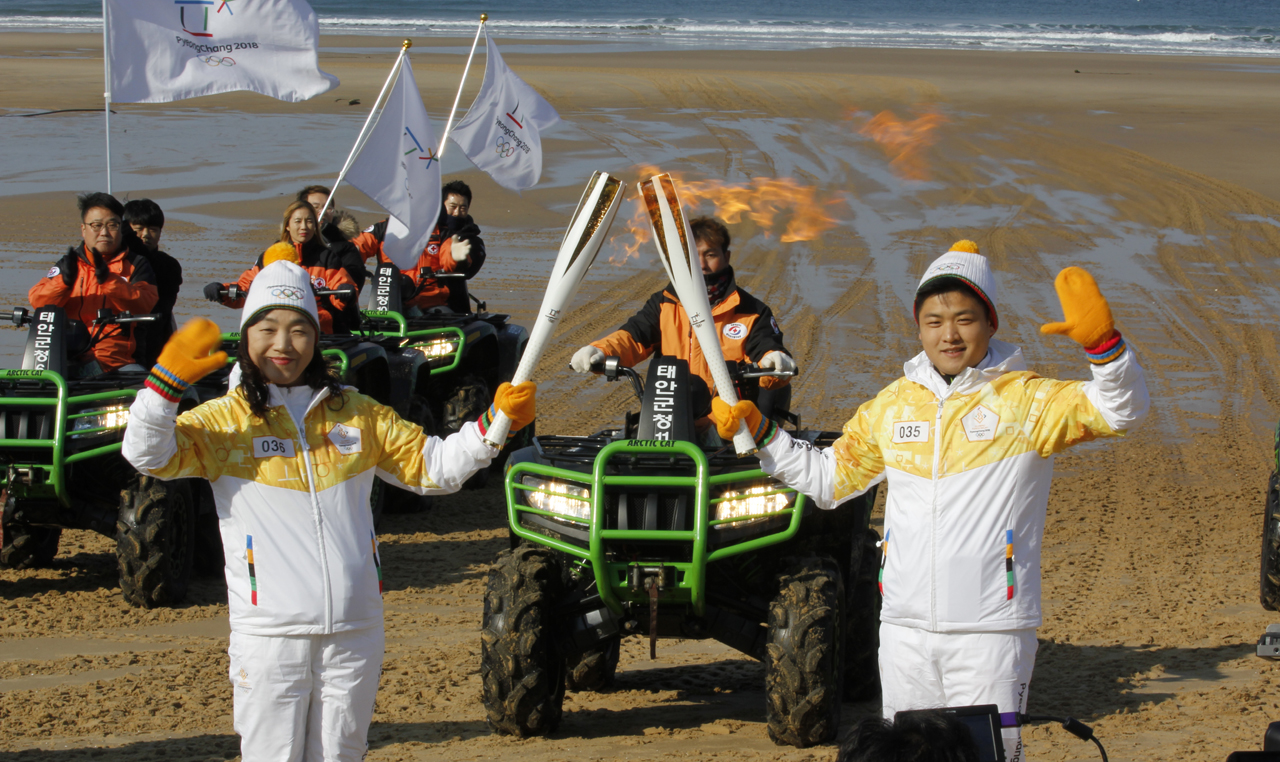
top-left (849, 106), bottom-right (948, 181)
top-left (606, 165), bottom-right (842, 265)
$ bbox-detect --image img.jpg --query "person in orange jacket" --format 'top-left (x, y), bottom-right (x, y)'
top-left (204, 201), bottom-right (359, 334)
top-left (29, 192), bottom-right (159, 374)
top-left (570, 217), bottom-right (796, 420)
top-left (349, 188), bottom-right (485, 313)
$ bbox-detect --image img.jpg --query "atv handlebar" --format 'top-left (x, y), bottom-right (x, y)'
top-left (11, 306), bottom-right (157, 327)
top-left (591, 355), bottom-right (794, 402)
top-left (216, 285), bottom-right (245, 302)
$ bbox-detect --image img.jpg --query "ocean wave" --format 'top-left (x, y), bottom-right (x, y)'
top-left (1, 11), bottom-right (1276, 57)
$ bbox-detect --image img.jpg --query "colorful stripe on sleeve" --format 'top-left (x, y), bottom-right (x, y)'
top-left (878, 529), bottom-right (889, 595)
top-left (247, 535), bottom-right (257, 606)
top-left (371, 532), bottom-right (383, 594)
top-left (1005, 529), bottom-right (1015, 600)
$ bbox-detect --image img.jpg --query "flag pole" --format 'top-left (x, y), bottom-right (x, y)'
top-left (436, 13), bottom-right (487, 161)
top-left (102, 0), bottom-right (112, 194)
top-left (318, 39), bottom-right (413, 223)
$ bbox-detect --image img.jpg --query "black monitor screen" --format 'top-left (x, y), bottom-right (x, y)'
top-left (894, 705), bottom-right (1006, 762)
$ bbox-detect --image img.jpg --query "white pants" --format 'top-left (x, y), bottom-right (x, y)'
top-left (879, 622), bottom-right (1037, 762)
top-left (228, 626), bottom-right (385, 762)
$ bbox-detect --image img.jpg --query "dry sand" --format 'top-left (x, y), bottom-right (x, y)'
top-left (3, 32), bottom-right (1280, 761)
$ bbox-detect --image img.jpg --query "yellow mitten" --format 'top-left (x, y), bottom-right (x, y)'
top-left (710, 397), bottom-right (771, 444)
top-left (263, 242), bottom-right (300, 266)
top-left (487, 381), bottom-right (537, 434)
top-left (1040, 267), bottom-right (1117, 348)
top-left (146, 318), bottom-right (228, 402)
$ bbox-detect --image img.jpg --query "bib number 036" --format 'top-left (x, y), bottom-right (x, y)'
top-left (253, 436), bottom-right (296, 458)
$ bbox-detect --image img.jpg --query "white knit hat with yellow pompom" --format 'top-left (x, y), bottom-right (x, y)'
top-left (240, 244), bottom-right (319, 331)
top-left (915, 239), bottom-right (999, 330)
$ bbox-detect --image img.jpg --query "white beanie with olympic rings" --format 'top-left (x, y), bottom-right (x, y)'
top-left (240, 260), bottom-right (321, 331)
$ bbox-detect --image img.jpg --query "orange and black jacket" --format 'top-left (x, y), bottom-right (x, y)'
top-left (216, 238), bottom-right (359, 334)
top-left (29, 243), bottom-right (159, 371)
top-left (591, 268), bottom-right (791, 395)
top-left (351, 214), bottom-right (486, 310)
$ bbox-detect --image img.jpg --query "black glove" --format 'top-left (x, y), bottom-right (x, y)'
top-left (203, 282), bottom-right (225, 302)
top-left (333, 285), bottom-right (358, 304)
top-left (54, 248), bottom-right (78, 286)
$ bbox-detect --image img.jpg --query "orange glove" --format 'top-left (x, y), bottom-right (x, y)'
top-left (710, 397), bottom-right (768, 443)
top-left (1040, 267), bottom-right (1116, 349)
top-left (492, 381), bottom-right (537, 432)
top-left (145, 318), bottom-right (228, 402)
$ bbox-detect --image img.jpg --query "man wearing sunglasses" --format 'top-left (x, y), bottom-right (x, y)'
top-left (28, 192), bottom-right (159, 375)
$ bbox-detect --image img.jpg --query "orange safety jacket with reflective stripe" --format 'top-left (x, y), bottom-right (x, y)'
top-left (28, 243), bottom-right (159, 371)
top-left (591, 270), bottom-right (791, 395)
top-left (350, 220), bottom-right (471, 310)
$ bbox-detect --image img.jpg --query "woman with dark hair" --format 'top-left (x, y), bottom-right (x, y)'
top-left (123, 255), bottom-right (536, 761)
top-left (203, 201), bottom-right (362, 333)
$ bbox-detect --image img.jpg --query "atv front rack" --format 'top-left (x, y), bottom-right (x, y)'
top-left (506, 439), bottom-right (806, 617)
top-left (0, 370), bottom-right (139, 505)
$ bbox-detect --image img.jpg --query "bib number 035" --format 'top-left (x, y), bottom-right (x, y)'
top-left (892, 422), bottom-right (929, 444)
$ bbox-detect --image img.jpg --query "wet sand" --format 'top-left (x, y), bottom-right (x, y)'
top-left (3, 32), bottom-right (1280, 762)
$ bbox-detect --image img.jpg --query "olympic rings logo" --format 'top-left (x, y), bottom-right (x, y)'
top-left (200, 55), bottom-right (236, 67)
top-left (495, 138), bottom-right (516, 158)
top-left (269, 286), bottom-right (304, 300)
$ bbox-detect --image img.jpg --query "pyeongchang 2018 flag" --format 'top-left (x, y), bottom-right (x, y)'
top-left (344, 56), bottom-right (441, 270)
top-left (105, 0), bottom-right (338, 104)
top-left (449, 31), bottom-right (560, 192)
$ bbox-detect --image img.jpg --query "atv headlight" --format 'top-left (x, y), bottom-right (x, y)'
top-left (713, 484), bottom-right (796, 528)
top-left (407, 337), bottom-right (459, 364)
top-left (70, 405), bottom-right (130, 438)
top-left (521, 475), bottom-right (591, 522)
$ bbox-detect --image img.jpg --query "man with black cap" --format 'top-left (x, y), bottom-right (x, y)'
top-left (710, 240), bottom-right (1149, 762)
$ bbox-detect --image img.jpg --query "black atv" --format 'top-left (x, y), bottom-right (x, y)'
top-left (360, 262), bottom-right (530, 485)
top-left (0, 305), bottom-right (211, 607)
top-left (482, 355), bottom-right (881, 748)
top-left (1261, 420), bottom-right (1280, 611)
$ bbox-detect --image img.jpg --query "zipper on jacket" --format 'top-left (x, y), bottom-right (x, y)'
top-left (930, 398), bottom-right (944, 630)
top-left (280, 401), bottom-right (335, 635)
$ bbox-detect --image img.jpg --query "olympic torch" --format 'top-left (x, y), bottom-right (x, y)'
top-left (640, 173), bottom-right (758, 456)
top-left (482, 171), bottom-right (626, 448)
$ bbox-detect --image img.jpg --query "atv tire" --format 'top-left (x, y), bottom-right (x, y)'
top-left (0, 519), bottom-right (60, 570)
top-left (117, 476), bottom-right (195, 608)
top-left (565, 634), bottom-right (620, 693)
top-left (844, 528), bottom-right (882, 701)
top-left (766, 554), bottom-right (844, 748)
top-left (481, 544), bottom-right (566, 736)
top-left (442, 376), bottom-right (490, 490)
top-left (385, 395), bottom-right (435, 514)
top-left (1262, 471), bottom-right (1280, 611)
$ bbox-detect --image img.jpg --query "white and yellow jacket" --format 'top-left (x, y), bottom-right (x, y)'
top-left (759, 338), bottom-right (1148, 632)
top-left (122, 385), bottom-right (496, 636)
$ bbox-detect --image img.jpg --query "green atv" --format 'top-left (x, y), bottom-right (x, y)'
top-left (359, 262), bottom-right (531, 486)
top-left (0, 304), bottom-right (210, 608)
top-left (482, 355), bottom-right (881, 748)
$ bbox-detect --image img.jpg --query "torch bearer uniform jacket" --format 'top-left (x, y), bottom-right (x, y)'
top-left (122, 384), bottom-right (497, 635)
top-left (756, 338), bottom-right (1148, 632)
